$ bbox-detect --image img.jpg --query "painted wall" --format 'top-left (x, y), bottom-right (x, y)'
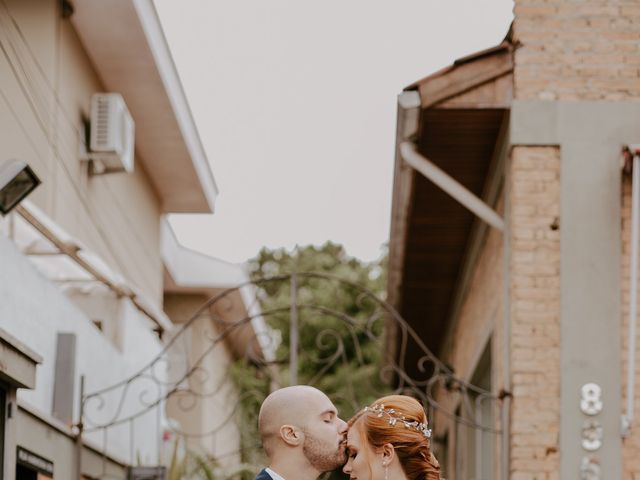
top-left (434, 200), bottom-right (504, 480)
top-left (0, 0), bottom-right (163, 302)
top-left (164, 293), bottom-right (242, 470)
top-left (16, 407), bottom-right (129, 480)
top-left (0, 235), bottom-right (165, 465)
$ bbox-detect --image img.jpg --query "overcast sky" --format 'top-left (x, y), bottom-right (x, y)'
top-left (155, 0), bottom-right (514, 264)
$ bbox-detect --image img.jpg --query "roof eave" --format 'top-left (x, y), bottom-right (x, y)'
top-left (132, 0), bottom-right (219, 213)
top-left (387, 41), bottom-right (514, 357)
top-left (71, 0), bottom-right (218, 213)
top-left (160, 219), bottom-right (277, 363)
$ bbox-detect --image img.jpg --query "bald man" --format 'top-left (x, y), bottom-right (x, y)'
top-left (256, 385), bottom-right (348, 480)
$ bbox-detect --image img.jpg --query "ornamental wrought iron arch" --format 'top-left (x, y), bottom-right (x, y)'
top-left (76, 272), bottom-right (504, 479)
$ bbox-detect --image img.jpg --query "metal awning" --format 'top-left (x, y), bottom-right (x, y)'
top-left (4, 201), bottom-right (173, 334)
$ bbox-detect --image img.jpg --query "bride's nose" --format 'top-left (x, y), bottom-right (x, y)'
top-left (343, 459), bottom-right (352, 474)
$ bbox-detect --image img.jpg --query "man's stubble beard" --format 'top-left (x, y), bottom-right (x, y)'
top-left (302, 429), bottom-right (347, 472)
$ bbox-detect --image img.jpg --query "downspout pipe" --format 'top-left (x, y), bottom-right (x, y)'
top-left (623, 146), bottom-right (640, 436)
top-left (399, 141), bottom-right (505, 232)
top-left (501, 152), bottom-right (512, 480)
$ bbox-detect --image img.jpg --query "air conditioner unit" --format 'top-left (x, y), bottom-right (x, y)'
top-left (87, 93), bottom-right (135, 173)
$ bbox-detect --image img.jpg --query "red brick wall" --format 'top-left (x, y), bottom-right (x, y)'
top-left (509, 147), bottom-right (561, 480)
top-left (513, 1), bottom-right (640, 476)
top-left (513, 2), bottom-right (640, 101)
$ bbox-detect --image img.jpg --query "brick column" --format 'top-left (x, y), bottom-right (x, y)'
top-left (511, 1), bottom-right (640, 477)
top-left (509, 146), bottom-right (561, 480)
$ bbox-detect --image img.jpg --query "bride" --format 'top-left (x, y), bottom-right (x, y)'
top-left (343, 395), bottom-right (441, 480)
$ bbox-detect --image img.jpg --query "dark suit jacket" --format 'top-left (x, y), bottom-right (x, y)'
top-left (255, 469), bottom-right (273, 480)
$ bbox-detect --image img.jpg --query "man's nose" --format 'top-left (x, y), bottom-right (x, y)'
top-left (338, 417), bottom-right (348, 433)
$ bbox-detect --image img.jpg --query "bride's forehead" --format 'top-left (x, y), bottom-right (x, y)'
top-left (347, 426), bottom-right (362, 443)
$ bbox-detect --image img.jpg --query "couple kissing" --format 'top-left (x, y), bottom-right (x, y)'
top-left (255, 385), bottom-right (440, 480)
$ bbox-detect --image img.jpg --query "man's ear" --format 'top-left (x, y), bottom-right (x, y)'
top-left (280, 424), bottom-right (303, 446)
top-left (381, 443), bottom-right (395, 465)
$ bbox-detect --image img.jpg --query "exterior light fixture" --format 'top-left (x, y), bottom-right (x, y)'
top-left (0, 159), bottom-right (41, 215)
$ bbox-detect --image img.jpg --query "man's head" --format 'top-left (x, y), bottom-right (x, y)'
top-left (258, 386), bottom-right (348, 473)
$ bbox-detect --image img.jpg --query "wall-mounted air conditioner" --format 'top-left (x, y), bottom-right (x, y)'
top-left (84, 93), bottom-right (135, 174)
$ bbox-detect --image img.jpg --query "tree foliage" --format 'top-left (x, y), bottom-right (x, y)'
top-left (231, 242), bottom-right (390, 476)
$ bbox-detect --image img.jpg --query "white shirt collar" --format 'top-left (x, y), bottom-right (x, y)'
top-left (265, 467), bottom-right (286, 480)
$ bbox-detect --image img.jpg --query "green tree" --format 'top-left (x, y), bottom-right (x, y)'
top-left (231, 242), bottom-right (391, 478)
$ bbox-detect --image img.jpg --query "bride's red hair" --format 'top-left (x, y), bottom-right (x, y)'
top-left (348, 395), bottom-right (441, 480)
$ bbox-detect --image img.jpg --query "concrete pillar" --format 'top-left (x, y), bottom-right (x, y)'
top-left (512, 101), bottom-right (640, 479)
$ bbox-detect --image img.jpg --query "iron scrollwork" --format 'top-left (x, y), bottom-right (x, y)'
top-left (79, 272), bottom-right (503, 478)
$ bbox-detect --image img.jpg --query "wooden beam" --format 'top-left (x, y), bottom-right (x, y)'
top-left (385, 92), bottom-right (421, 374)
top-left (400, 142), bottom-right (505, 232)
top-left (439, 112), bottom-right (510, 358)
top-left (419, 49), bottom-right (513, 109)
top-left (436, 74), bottom-right (513, 109)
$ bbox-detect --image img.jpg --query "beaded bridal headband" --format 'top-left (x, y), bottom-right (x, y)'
top-left (363, 403), bottom-right (432, 438)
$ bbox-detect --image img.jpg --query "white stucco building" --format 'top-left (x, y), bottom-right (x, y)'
top-left (0, 1), bottom-right (268, 479)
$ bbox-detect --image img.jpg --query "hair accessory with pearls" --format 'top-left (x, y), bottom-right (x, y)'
top-left (363, 403), bottom-right (432, 438)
